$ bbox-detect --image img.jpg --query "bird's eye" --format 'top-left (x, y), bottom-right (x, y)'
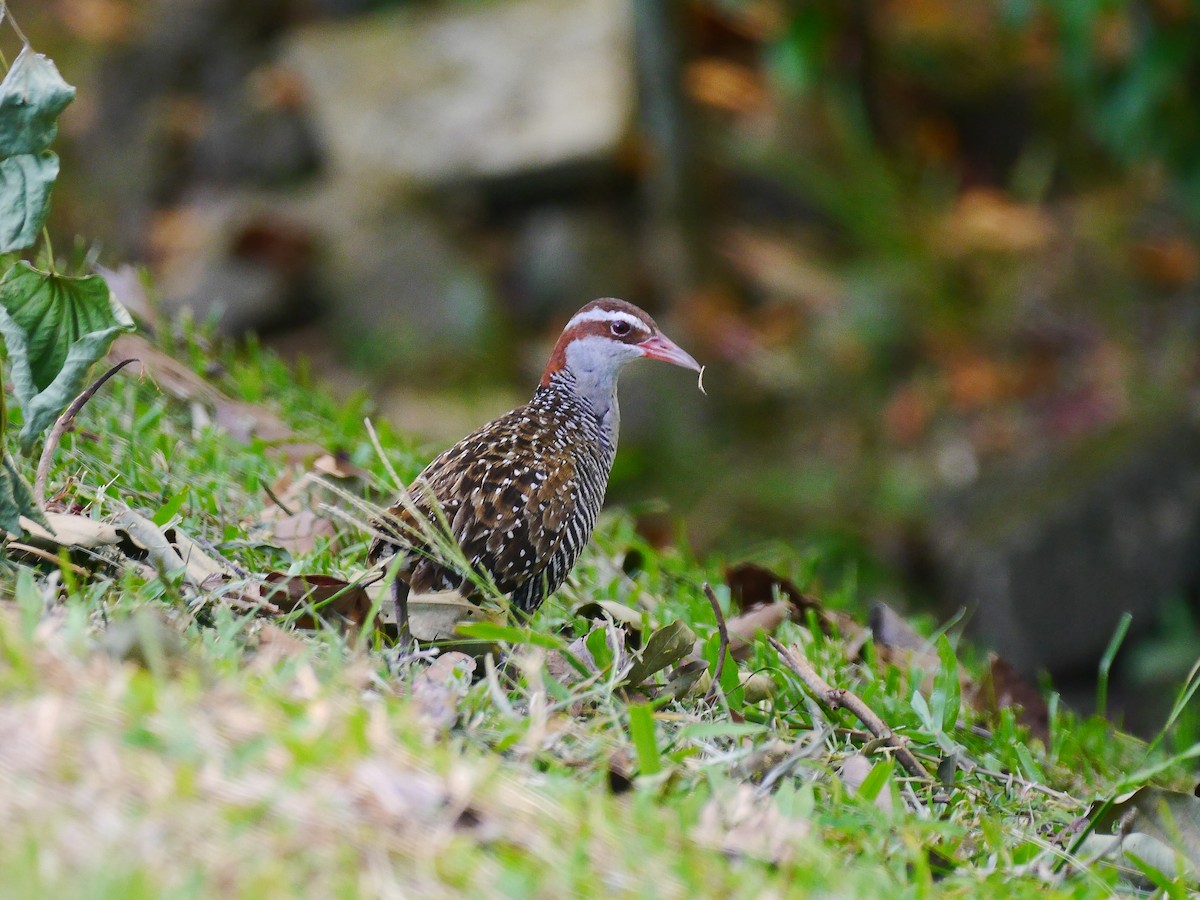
top-left (611, 320), bottom-right (632, 337)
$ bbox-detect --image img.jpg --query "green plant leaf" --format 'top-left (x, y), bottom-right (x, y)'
top-left (0, 47), bottom-right (75, 157)
top-left (0, 263), bottom-right (134, 451)
top-left (0, 452), bottom-right (48, 533)
top-left (627, 703), bottom-right (661, 776)
top-left (933, 636), bottom-right (961, 733)
top-left (624, 619), bottom-right (695, 687)
top-left (0, 151), bottom-right (58, 253)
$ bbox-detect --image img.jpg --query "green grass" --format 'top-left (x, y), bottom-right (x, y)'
top-left (0, 326), bottom-right (1195, 897)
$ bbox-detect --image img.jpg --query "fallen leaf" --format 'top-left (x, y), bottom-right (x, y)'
top-left (262, 573), bottom-right (372, 632)
top-left (13, 511), bottom-right (120, 548)
top-left (1132, 235), bottom-right (1199, 288)
top-left (694, 784), bottom-right (810, 865)
top-left (252, 622), bottom-right (311, 665)
top-left (312, 452), bottom-right (371, 482)
top-left (684, 58), bottom-right (769, 115)
top-left (839, 753), bottom-right (894, 813)
top-left (269, 509), bottom-right (337, 556)
top-left (214, 397), bottom-right (294, 444)
top-left (725, 562), bottom-right (819, 615)
top-left (576, 599), bottom-right (643, 649)
top-left (413, 651), bottom-right (477, 732)
top-left (1089, 786), bottom-right (1200, 879)
top-left (970, 652), bottom-right (1051, 744)
top-left (869, 601), bottom-right (926, 651)
top-left (726, 600), bottom-right (793, 658)
top-left (386, 588), bottom-right (498, 643)
top-left (940, 188), bottom-right (1055, 255)
top-left (108, 333), bottom-right (220, 404)
top-left (624, 619), bottom-right (696, 687)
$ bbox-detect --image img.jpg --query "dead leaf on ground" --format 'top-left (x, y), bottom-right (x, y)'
top-left (684, 58), bottom-right (769, 115)
top-left (576, 599), bottom-right (643, 649)
top-left (252, 622), bottom-right (312, 666)
top-left (107, 334), bottom-right (322, 461)
top-left (13, 512), bottom-right (121, 549)
top-left (839, 753), bottom-right (894, 813)
top-left (263, 573), bottom-right (372, 632)
top-left (969, 652), bottom-right (1050, 744)
top-left (1132, 235), bottom-right (1200, 288)
top-left (214, 398), bottom-right (295, 445)
top-left (624, 619), bottom-right (695, 688)
top-left (413, 651), bottom-right (477, 732)
top-left (1088, 786), bottom-right (1200, 879)
top-left (108, 334), bottom-right (221, 405)
top-left (726, 563), bottom-right (819, 616)
top-left (376, 587), bottom-right (499, 643)
top-left (869, 601), bottom-right (926, 651)
top-left (268, 509), bottom-right (337, 556)
top-left (694, 784), bottom-right (811, 865)
top-left (312, 452), bottom-right (371, 482)
top-left (940, 188), bottom-right (1055, 255)
top-left (726, 600), bottom-right (794, 658)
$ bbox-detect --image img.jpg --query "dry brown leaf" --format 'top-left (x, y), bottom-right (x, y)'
top-left (969, 652), bottom-right (1050, 744)
top-left (726, 600), bottom-right (793, 659)
top-left (839, 754), bottom-right (894, 813)
top-left (252, 622), bottom-right (312, 666)
top-left (412, 652), bottom-right (477, 732)
top-left (14, 512), bottom-right (121, 548)
top-left (312, 452), bottom-right (371, 482)
top-left (214, 398), bottom-right (294, 444)
top-left (940, 188), bottom-right (1055, 255)
top-left (108, 334), bottom-right (221, 404)
top-left (725, 562), bottom-right (818, 614)
top-left (269, 509), bottom-right (337, 556)
top-left (694, 785), bottom-right (810, 865)
top-left (262, 573), bottom-right (373, 632)
top-left (684, 58), bottom-right (769, 114)
top-left (108, 334), bottom-right (321, 461)
top-left (869, 601), bottom-right (926, 652)
top-left (1132, 235), bottom-right (1200, 287)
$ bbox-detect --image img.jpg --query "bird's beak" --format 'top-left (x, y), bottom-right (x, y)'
top-left (638, 333), bottom-right (702, 372)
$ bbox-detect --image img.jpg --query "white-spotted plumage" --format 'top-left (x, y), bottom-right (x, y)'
top-left (369, 298), bottom-right (701, 632)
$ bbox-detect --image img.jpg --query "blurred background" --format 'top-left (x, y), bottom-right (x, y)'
top-left (22, 0), bottom-right (1200, 728)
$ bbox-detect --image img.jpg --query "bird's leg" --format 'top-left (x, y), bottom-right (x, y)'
top-left (393, 577), bottom-right (412, 652)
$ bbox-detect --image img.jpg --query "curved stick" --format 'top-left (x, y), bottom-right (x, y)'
top-left (769, 636), bottom-right (930, 782)
top-left (34, 358), bottom-right (138, 505)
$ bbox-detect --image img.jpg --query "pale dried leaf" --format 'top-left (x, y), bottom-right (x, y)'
top-left (270, 509), bottom-right (337, 556)
top-left (839, 754), bottom-right (893, 813)
top-left (694, 784), bottom-right (810, 865)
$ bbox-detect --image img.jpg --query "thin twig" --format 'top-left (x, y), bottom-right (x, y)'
top-left (703, 582), bottom-right (729, 702)
top-left (260, 477), bottom-right (296, 516)
top-left (35, 359), bottom-right (138, 505)
top-left (769, 636), bottom-right (930, 783)
top-left (7, 542), bottom-right (90, 577)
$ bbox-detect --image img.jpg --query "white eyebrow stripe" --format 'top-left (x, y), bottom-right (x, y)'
top-left (565, 308), bottom-right (649, 333)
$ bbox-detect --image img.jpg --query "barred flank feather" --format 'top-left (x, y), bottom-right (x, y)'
top-left (368, 297), bottom-right (698, 617)
top-left (369, 372), bottom-right (614, 612)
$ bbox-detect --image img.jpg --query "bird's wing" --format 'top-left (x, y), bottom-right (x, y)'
top-left (368, 405), bottom-right (578, 597)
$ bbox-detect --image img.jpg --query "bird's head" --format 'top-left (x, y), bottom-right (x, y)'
top-left (540, 298), bottom-right (701, 389)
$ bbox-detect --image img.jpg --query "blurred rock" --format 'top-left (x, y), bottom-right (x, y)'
top-left (281, 177), bottom-right (497, 373)
top-left (933, 422), bottom-right (1200, 675)
top-left (510, 206), bottom-right (638, 321)
top-left (281, 0), bottom-right (634, 184)
top-left (152, 196), bottom-right (319, 334)
top-left (84, 0), bottom-right (319, 253)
